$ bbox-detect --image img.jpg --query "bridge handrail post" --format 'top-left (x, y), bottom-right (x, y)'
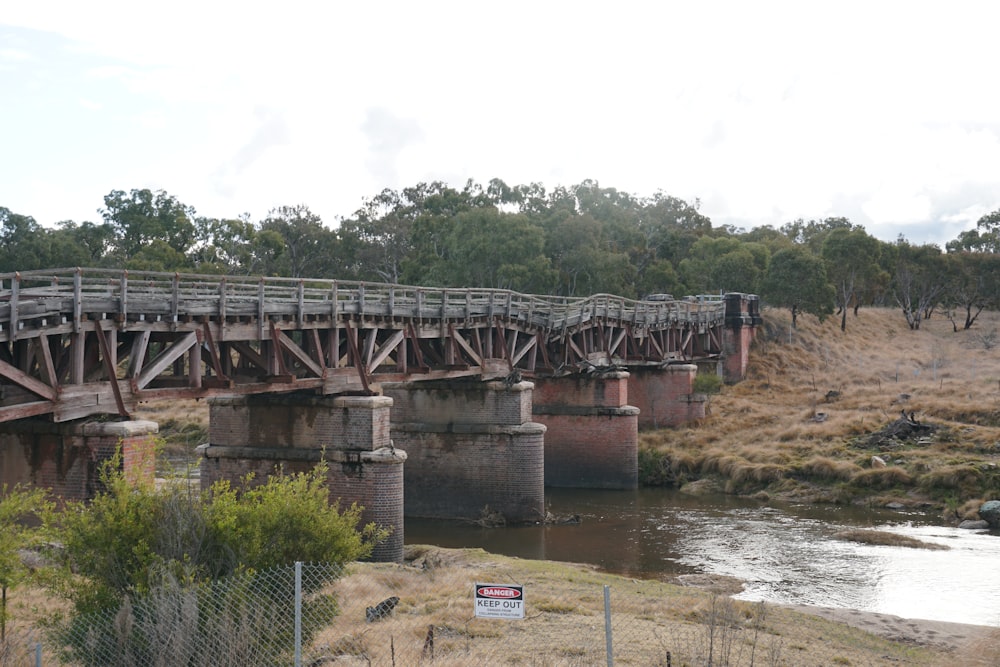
top-left (9, 272), bottom-right (19, 342)
top-left (73, 269), bottom-right (82, 334)
top-left (119, 270), bottom-right (128, 323)
top-left (170, 273), bottom-right (180, 326)
top-left (297, 280), bottom-right (305, 326)
top-left (442, 289), bottom-right (450, 337)
top-left (257, 279), bottom-right (265, 341)
top-left (218, 277), bottom-right (228, 321)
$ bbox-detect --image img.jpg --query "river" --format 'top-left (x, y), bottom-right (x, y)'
top-left (405, 487), bottom-right (1000, 627)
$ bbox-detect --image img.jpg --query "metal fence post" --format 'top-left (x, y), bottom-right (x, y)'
top-left (295, 561), bottom-right (303, 667)
top-left (604, 584), bottom-right (613, 667)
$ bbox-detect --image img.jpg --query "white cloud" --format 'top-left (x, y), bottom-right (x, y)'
top-left (2, 1), bottom-right (1000, 247)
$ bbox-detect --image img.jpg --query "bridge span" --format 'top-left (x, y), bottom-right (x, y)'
top-left (1, 268), bottom-right (760, 561)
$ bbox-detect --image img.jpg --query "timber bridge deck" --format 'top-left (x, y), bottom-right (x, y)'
top-left (0, 268), bottom-right (751, 423)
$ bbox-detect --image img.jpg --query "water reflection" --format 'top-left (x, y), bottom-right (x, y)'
top-left (405, 488), bottom-right (1000, 626)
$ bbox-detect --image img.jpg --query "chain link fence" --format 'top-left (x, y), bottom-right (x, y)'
top-left (4, 548), bottom-right (954, 666)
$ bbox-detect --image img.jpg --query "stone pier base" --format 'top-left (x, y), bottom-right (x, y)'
top-left (0, 419), bottom-right (158, 502)
top-left (383, 380), bottom-right (546, 523)
top-left (627, 364), bottom-right (707, 429)
top-left (532, 372), bottom-right (639, 489)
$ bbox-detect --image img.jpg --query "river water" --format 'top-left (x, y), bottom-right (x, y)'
top-left (405, 488), bottom-right (1000, 627)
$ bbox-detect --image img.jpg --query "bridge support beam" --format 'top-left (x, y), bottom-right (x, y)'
top-left (383, 380), bottom-right (545, 523)
top-left (532, 372), bottom-right (639, 489)
top-left (627, 364), bottom-right (707, 429)
top-left (198, 394), bottom-right (405, 563)
top-left (723, 293), bottom-right (762, 383)
top-left (0, 419), bottom-right (157, 501)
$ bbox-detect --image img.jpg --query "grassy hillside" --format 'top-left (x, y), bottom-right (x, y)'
top-left (641, 307), bottom-right (1000, 519)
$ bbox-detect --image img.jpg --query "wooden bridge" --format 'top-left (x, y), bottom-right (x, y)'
top-left (0, 268), bottom-right (751, 424)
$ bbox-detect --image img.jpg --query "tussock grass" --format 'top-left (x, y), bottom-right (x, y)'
top-left (850, 466), bottom-right (914, 489)
top-left (796, 456), bottom-right (862, 481)
top-left (832, 529), bottom-right (950, 550)
top-left (643, 307), bottom-right (1000, 513)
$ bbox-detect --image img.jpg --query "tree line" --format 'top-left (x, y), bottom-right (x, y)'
top-left (4, 179), bottom-right (1000, 331)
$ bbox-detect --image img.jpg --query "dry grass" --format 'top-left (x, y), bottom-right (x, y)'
top-left (134, 398), bottom-right (210, 458)
top-left (642, 307), bottom-right (1000, 514)
top-left (303, 545), bottom-right (943, 666)
top-left (832, 529), bottom-right (951, 550)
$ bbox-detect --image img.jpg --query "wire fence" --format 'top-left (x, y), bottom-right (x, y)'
top-left (1, 555), bottom-right (951, 667)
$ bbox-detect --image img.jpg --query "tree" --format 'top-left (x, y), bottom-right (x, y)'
top-left (760, 246), bottom-right (835, 327)
top-left (439, 208), bottom-right (555, 292)
top-left (944, 252), bottom-right (1000, 330)
top-left (190, 215), bottom-right (284, 275)
top-left (541, 209), bottom-right (633, 296)
top-left (0, 208), bottom-right (45, 271)
top-left (101, 189), bottom-right (197, 264)
top-left (781, 216), bottom-right (859, 253)
top-left (260, 205), bottom-right (339, 278)
top-left (678, 237), bottom-right (769, 295)
top-left (946, 208), bottom-right (1000, 253)
top-left (890, 241), bottom-right (946, 330)
top-left (338, 188), bottom-right (418, 283)
top-left (820, 227), bottom-right (882, 331)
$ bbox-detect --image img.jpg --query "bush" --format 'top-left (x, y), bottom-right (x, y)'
top-left (692, 372), bottom-right (722, 394)
top-left (56, 457), bottom-right (386, 616)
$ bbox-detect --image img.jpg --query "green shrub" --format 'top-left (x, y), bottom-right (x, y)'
top-left (693, 372), bottom-right (723, 394)
top-left (56, 456), bottom-right (385, 616)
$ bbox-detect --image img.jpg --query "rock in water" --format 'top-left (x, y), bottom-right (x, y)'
top-left (979, 500), bottom-right (1000, 529)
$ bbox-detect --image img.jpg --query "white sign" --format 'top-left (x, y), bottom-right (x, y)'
top-left (474, 583), bottom-right (524, 619)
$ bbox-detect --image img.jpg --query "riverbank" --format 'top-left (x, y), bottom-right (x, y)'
top-left (340, 545), bottom-right (998, 666)
top-left (781, 603), bottom-right (997, 659)
top-left (640, 307), bottom-right (1000, 519)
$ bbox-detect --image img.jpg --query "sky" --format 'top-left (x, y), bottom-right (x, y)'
top-left (2, 1), bottom-right (1000, 247)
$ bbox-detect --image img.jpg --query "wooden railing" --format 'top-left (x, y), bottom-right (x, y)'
top-left (0, 268), bottom-right (726, 341)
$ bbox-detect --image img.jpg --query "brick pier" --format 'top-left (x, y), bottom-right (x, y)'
top-left (0, 419), bottom-right (157, 502)
top-left (383, 379), bottom-right (546, 523)
top-left (198, 393), bottom-right (406, 563)
top-left (532, 372), bottom-right (639, 489)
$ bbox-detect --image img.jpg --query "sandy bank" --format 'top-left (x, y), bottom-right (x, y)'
top-left (786, 603), bottom-right (998, 659)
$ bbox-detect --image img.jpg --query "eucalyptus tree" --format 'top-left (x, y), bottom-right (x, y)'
top-left (678, 236), bottom-right (769, 295)
top-left (889, 240), bottom-right (947, 330)
top-left (760, 246), bottom-right (835, 327)
top-left (100, 189), bottom-right (196, 266)
top-left (437, 207), bottom-right (555, 292)
top-left (189, 215), bottom-right (284, 275)
top-left (946, 208), bottom-right (1000, 253)
top-left (943, 251), bottom-right (1000, 330)
top-left (820, 227), bottom-right (882, 331)
top-left (260, 205), bottom-right (339, 278)
top-left (0, 208), bottom-right (53, 271)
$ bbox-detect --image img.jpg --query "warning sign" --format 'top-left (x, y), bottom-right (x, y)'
top-left (474, 583), bottom-right (525, 619)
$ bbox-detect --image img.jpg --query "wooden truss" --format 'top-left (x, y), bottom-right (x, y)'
top-left (0, 269), bottom-right (735, 423)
